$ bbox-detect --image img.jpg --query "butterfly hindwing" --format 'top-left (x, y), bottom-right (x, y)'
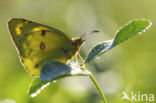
top-left (8, 18), bottom-right (76, 76)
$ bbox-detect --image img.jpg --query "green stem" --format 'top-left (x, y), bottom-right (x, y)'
top-left (89, 75), bottom-right (107, 103)
top-left (82, 64), bottom-right (107, 103)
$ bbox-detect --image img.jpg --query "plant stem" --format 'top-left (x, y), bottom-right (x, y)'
top-left (82, 64), bottom-right (107, 103)
top-left (89, 75), bottom-right (107, 103)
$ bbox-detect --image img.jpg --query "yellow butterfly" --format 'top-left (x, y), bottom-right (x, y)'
top-left (8, 18), bottom-right (88, 76)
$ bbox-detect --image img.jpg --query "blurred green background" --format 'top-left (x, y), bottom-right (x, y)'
top-left (0, 0), bottom-right (156, 103)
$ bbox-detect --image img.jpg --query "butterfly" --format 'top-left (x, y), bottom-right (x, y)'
top-left (8, 18), bottom-right (85, 76)
top-left (8, 18), bottom-right (99, 76)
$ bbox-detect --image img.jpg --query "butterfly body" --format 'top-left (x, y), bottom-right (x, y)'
top-left (8, 18), bottom-right (84, 76)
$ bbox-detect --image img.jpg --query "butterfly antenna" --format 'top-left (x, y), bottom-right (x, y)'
top-left (80, 30), bottom-right (100, 39)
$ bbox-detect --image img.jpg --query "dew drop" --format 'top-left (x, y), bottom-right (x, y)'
top-left (30, 82), bottom-right (50, 97)
top-left (138, 32), bottom-right (142, 35)
top-left (142, 29), bottom-right (146, 32)
top-left (96, 57), bottom-right (100, 59)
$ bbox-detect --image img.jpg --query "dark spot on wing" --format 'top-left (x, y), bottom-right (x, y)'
top-left (28, 52), bottom-right (31, 56)
top-left (40, 42), bottom-right (45, 50)
top-left (19, 27), bottom-right (22, 31)
top-left (61, 48), bottom-right (69, 54)
top-left (21, 59), bottom-right (24, 63)
top-left (22, 19), bottom-right (28, 24)
top-left (29, 21), bottom-right (32, 23)
top-left (35, 64), bottom-right (39, 68)
top-left (22, 19), bottom-right (26, 22)
top-left (41, 30), bottom-right (46, 36)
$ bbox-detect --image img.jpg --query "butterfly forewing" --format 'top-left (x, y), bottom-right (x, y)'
top-left (8, 18), bottom-right (76, 76)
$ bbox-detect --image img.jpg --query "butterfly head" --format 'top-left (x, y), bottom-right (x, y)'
top-left (71, 30), bottom-right (99, 51)
top-left (72, 37), bottom-right (85, 47)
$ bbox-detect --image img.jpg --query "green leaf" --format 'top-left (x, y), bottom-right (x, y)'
top-left (40, 62), bottom-right (90, 82)
top-left (113, 19), bottom-right (151, 46)
top-left (28, 78), bottom-right (51, 97)
top-left (85, 19), bottom-right (152, 63)
top-left (28, 62), bottom-right (90, 97)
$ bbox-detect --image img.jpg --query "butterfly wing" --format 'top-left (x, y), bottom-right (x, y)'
top-left (8, 18), bottom-right (76, 76)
